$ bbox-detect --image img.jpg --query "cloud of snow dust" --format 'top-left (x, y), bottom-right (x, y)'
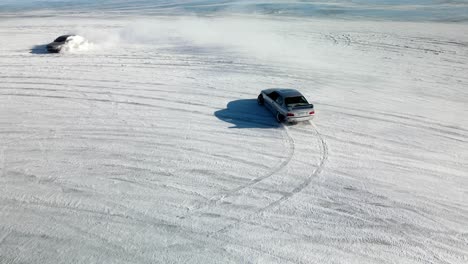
top-left (59, 35), bottom-right (95, 53)
top-left (73, 16), bottom-right (340, 68)
top-left (126, 17), bottom-right (333, 66)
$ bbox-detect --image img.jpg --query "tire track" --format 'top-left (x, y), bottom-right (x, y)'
top-left (221, 128), bottom-right (294, 195)
top-left (2, 87), bottom-right (298, 221)
top-left (259, 121), bottom-right (328, 211)
top-left (187, 121), bottom-right (295, 213)
top-left (212, 121), bottom-right (328, 235)
top-left (321, 103), bottom-right (468, 136)
top-left (173, 104), bottom-right (296, 214)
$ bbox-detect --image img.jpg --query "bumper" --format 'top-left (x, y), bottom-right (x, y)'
top-left (286, 115), bottom-right (314, 123)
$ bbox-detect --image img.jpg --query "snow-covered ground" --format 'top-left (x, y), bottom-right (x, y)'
top-left (0, 12), bottom-right (468, 264)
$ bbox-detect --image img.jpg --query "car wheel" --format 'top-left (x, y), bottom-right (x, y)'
top-left (276, 112), bottom-right (285, 123)
top-left (257, 94), bottom-right (264, 105)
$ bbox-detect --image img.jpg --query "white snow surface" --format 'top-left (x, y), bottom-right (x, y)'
top-left (0, 15), bottom-right (468, 263)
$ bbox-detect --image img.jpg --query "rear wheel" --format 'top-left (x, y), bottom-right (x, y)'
top-left (257, 94), bottom-right (264, 105)
top-left (276, 112), bottom-right (285, 123)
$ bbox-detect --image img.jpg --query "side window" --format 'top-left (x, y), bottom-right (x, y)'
top-left (54, 36), bottom-right (69, 42)
top-left (268, 92), bottom-right (279, 101)
top-left (275, 96), bottom-right (283, 105)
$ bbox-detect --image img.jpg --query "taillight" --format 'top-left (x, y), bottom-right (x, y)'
top-left (309, 111), bottom-right (315, 115)
top-left (287, 113), bottom-right (295, 117)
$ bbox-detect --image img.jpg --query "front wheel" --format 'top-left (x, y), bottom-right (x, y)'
top-left (257, 94), bottom-right (264, 105)
top-left (276, 112), bottom-right (285, 123)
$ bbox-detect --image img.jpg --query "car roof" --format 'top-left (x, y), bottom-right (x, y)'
top-left (54, 35), bottom-right (75, 41)
top-left (263, 88), bottom-right (303, 97)
top-left (59, 34), bottom-right (75, 38)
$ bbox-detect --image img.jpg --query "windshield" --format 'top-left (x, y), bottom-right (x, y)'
top-left (285, 96), bottom-right (309, 107)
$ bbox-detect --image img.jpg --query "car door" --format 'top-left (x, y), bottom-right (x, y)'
top-left (273, 95), bottom-right (285, 114)
top-left (265, 91), bottom-right (278, 112)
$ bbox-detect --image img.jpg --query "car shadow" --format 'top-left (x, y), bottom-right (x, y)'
top-left (30, 44), bottom-right (50, 54)
top-left (214, 99), bottom-right (280, 129)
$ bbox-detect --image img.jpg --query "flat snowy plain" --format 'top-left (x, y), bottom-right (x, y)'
top-left (1, 6), bottom-right (468, 264)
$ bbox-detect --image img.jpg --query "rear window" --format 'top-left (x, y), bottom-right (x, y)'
top-left (285, 96), bottom-right (309, 106)
top-left (54, 36), bottom-right (69, 42)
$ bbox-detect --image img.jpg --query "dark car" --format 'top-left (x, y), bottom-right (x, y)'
top-left (46, 35), bottom-right (76, 53)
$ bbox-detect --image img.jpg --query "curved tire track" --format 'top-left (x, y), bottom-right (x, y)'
top-left (259, 121), bottom-right (328, 211)
top-left (213, 121), bottom-right (329, 235)
top-left (185, 115), bottom-right (296, 213)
